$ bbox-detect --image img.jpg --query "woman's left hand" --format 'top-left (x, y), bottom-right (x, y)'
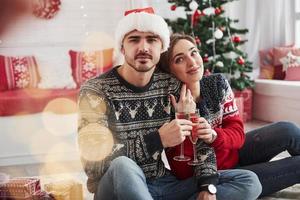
top-left (194, 117), bottom-right (217, 144)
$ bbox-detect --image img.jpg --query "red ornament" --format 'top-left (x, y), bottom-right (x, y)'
top-left (237, 56), bottom-right (245, 65)
top-left (215, 7), bottom-right (222, 15)
top-left (195, 36), bottom-right (201, 44)
top-left (170, 4), bottom-right (177, 11)
top-left (192, 9), bottom-right (201, 27)
top-left (203, 54), bottom-right (209, 63)
top-left (233, 36), bottom-right (241, 43)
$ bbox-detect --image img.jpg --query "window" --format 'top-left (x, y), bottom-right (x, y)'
top-left (296, 0), bottom-right (300, 46)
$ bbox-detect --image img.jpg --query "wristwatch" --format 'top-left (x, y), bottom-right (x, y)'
top-left (199, 184), bottom-right (217, 194)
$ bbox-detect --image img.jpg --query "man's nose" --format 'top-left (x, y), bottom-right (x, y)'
top-left (138, 40), bottom-right (149, 52)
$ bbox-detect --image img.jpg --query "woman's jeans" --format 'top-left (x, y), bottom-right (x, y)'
top-left (94, 156), bottom-right (261, 200)
top-left (239, 121), bottom-right (300, 197)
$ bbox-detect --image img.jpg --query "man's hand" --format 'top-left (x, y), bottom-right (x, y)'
top-left (158, 119), bottom-right (192, 148)
top-left (197, 191), bottom-right (216, 200)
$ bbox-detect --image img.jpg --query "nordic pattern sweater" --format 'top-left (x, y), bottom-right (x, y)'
top-left (78, 66), bottom-right (219, 193)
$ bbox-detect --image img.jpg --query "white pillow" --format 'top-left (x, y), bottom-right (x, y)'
top-left (36, 48), bottom-right (76, 89)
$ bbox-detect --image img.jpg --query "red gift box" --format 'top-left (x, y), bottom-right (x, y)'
top-left (234, 89), bottom-right (253, 121)
top-left (0, 177), bottom-right (41, 199)
top-left (235, 96), bottom-right (245, 122)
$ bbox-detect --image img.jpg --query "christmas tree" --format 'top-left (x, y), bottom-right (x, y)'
top-left (166, 0), bottom-right (254, 91)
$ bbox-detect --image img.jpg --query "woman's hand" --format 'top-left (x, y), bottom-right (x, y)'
top-left (170, 84), bottom-right (196, 113)
top-left (194, 117), bottom-right (217, 144)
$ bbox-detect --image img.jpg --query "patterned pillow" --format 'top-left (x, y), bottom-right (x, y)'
top-left (273, 47), bottom-right (300, 80)
top-left (259, 48), bottom-right (274, 79)
top-left (0, 55), bottom-right (40, 91)
top-left (280, 52), bottom-right (300, 81)
top-left (69, 49), bottom-right (114, 87)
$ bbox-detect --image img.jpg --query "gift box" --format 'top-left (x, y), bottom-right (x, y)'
top-left (44, 180), bottom-right (83, 200)
top-left (235, 97), bottom-right (245, 122)
top-left (0, 177), bottom-right (41, 199)
top-left (234, 88), bottom-right (253, 121)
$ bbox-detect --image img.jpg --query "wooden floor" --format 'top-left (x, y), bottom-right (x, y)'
top-left (0, 120), bottom-right (299, 200)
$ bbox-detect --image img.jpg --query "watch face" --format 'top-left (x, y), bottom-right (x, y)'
top-left (208, 184), bottom-right (217, 194)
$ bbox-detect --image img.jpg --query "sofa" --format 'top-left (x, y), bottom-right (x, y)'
top-left (253, 79), bottom-right (300, 126)
top-left (0, 48), bottom-right (114, 166)
top-left (253, 45), bottom-right (300, 126)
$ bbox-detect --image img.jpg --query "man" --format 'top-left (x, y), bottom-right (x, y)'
top-left (78, 7), bottom-right (261, 200)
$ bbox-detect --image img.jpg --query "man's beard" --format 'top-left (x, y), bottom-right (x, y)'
top-left (125, 53), bottom-right (156, 73)
top-left (127, 61), bottom-right (156, 73)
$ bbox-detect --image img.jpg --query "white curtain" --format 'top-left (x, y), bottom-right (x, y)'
top-left (225, 0), bottom-right (295, 78)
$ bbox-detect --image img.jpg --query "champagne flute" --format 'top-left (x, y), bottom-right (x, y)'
top-left (188, 109), bottom-right (202, 166)
top-left (173, 111), bottom-right (191, 161)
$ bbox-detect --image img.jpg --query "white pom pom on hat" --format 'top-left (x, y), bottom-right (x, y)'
top-left (115, 7), bottom-right (170, 53)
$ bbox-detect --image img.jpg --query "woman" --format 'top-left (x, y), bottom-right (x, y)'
top-left (158, 33), bottom-right (300, 197)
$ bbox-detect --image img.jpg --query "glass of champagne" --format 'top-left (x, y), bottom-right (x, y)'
top-left (173, 111), bottom-right (191, 161)
top-left (188, 109), bottom-right (202, 166)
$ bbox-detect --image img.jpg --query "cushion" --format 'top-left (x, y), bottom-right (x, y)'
top-left (259, 49), bottom-right (274, 79)
top-left (0, 88), bottom-right (79, 116)
top-left (0, 55), bottom-right (40, 91)
top-left (285, 65), bottom-right (300, 81)
top-left (36, 50), bottom-right (76, 89)
top-left (69, 49), bottom-right (114, 87)
top-left (280, 52), bottom-right (300, 81)
top-left (273, 47), bottom-right (300, 80)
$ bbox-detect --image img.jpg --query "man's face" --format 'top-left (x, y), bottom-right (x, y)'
top-left (121, 30), bottom-right (163, 73)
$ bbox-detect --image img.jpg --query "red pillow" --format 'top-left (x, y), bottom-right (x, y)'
top-left (69, 49), bottom-right (114, 87)
top-left (0, 55), bottom-right (40, 91)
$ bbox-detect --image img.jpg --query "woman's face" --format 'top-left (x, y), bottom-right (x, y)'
top-left (170, 39), bottom-right (204, 84)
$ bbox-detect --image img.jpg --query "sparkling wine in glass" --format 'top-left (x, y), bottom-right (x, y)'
top-left (188, 110), bottom-right (202, 166)
top-left (173, 112), bottom-right (191, 161)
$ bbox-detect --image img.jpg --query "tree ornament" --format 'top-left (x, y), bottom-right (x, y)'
top-left (189, 1), bottom-right (199, 11)
top-left (203, 54), bottom-right (209, 63)
top-left (32, 0), bottom-right (61, 19)
top-left (192, 9), bottom-right (201, 26)
top-left (216, 61), bottom-right (224, 67)
top-left (204, 69), bottom-right (211, 76)
top-left (195, 36), bottom-right (201, 44)
top-left (203, 7), bottom-right (215, 15)
top-left (185, 0), bottom-right (192, 2)
top-left (214, 28), bottom-right (223, 39)
top-left (233, 36), bottom-right (241, 43)
top-left (237, 56), bottom-right (245, 65)
top-left (215, 7), bottom-right (222, 15)
top-left (170, 4), bottom-right (177, 11)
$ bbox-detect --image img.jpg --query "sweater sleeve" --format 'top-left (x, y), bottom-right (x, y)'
top-left (78, 88), bottom-right (124, 193)
top-left (210, 78), bottom-right (245, 151)
top-left (194, 143), bottom-right (219, 188)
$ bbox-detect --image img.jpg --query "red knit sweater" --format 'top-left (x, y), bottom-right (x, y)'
top-left (166, 74), bottom-right (245, 179)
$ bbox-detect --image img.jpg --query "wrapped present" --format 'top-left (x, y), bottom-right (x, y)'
top-left (234, 89), bottom-right (253, 121)
top-left (0, 177), bottom-right (41, 199)
top-left (44, 180), bottom-right (83, 200)
top-left (235, 97), bottom-right (245, 122)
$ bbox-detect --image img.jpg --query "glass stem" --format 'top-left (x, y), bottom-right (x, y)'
top-left (180, 142), bottom-right (184, 157)
top-left (193, 143), bottom-right (198, 162)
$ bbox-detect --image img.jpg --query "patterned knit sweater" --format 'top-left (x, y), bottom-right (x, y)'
top-left (166, 74), bottom-right (245, 179)
top-left (78, 66), bottom-right (219, 193)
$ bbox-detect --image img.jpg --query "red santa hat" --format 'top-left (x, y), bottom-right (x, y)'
top-left (115, 7), bottom-right (170, 53)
